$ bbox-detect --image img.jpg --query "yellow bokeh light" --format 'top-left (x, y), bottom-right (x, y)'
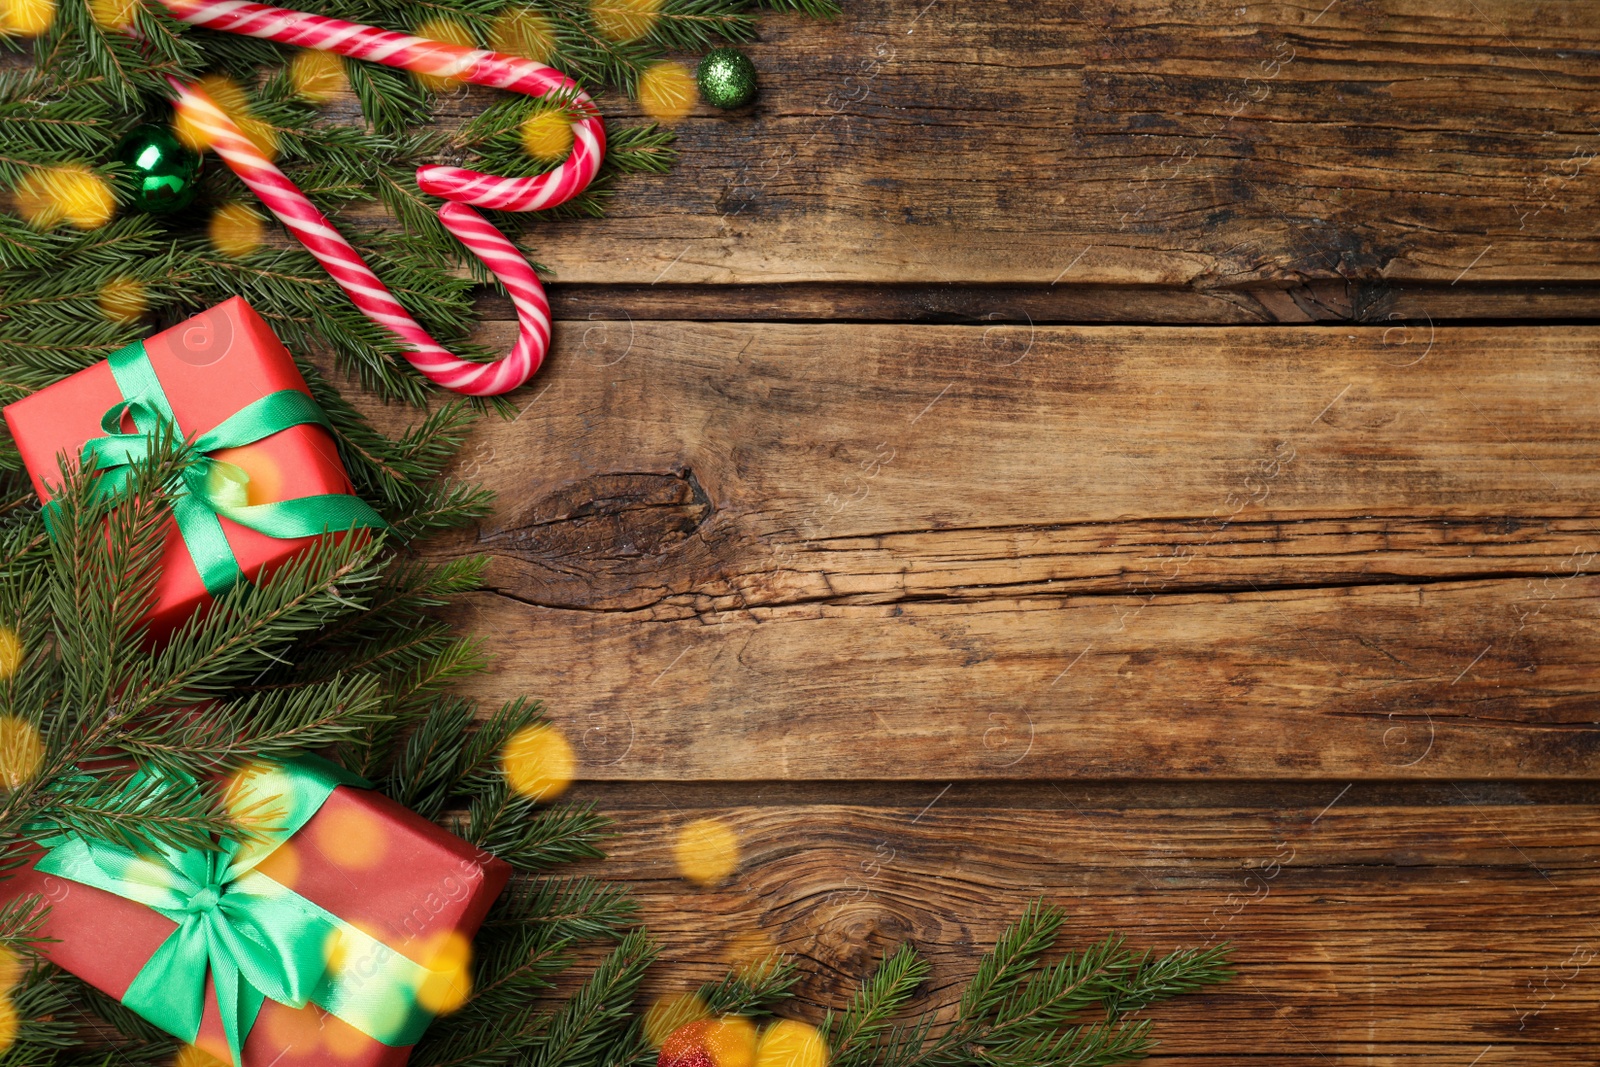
top-left (318, 921), bottom-right (390, 985)
top-left (638, 60), bottom-right (697, 124)
top-left (174, 108), bottom-right (213, 153)
top-left (413, 18), bottom-right (475, 91)
top-left (725, 930), bottom-right (781, 983)
top-left (673, 817), bottom-right (739, 887)
top-left (98, 277), bottom-right (148, 325)
top-left (310, 802), bottom-right (387, 870)
top-left (225, 760), bottom-right (290, 832)
top-left (224, 759), bottom-right (271, 805)
top-left (322, 926), bottom-right (352, 974)
top-left (0, 717), bottom-right (42, 790)
top-left (756, 1020), bottom-right (828, 1067)
top-left (0, 995), bottom-right (15, 1054)
top-left (239, 114), bottom-right (280, 159)
top-left (172, 117), bottom-right (207, 153)
top-left (706, 1017), bottom-right (758, 1067)
top-left (86, 0), bottom-right (136, 31)
top-left (120, 856), bottom-right (178, 896)
top-left (590, 0), bottom-right (659, 43)
top-left (290, 48), bottom-right (348, 104)
top-left (0, 947), bottom-right (21, 991)
top-left (489, 6), bottom-right (555, 63)
top-left (199, 72), bottom-right (249, 114)
top-left (175, 74), bottom-right (277, 158)
top-left (322, 919), bottom-right (385, 979)
top-left (415, 930), bottom-right (473, 1014)
top-left (225, 761), bottom-right (296, 871)
top-left (210, 441), bottom-right (283, 508)
top-left (0, 628), bottom-right (21, 679)
top-left (210, 203), bottom-right (267, 258)
top-left (0, 0), bottom-right (54, 36)
top-left (173, 1045), bottom-right (227, 1067)
top-left (520, 106), bottom-right (575, 163)
top-left (418, 929), bottom-right (472, 970)
top-left (204, 462), bottom-right (250, 509)
top-left (418, 972), bottom-right (472, 1014)
top-left (174, 73), bottom-right (246, 151)
top-left (644, 992), bottom-right (710, 1049)
top-left (501, 723), bottom-right (574, 801)
top-left (15, 166), bottom-right (115, 230)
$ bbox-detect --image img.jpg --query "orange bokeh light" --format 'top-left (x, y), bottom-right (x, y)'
top-left (309, 802), bottom-right (388, 870)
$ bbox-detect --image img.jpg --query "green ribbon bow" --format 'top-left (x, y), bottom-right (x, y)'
top-left (49, 340), bottom-right (386, 596)
top-left (36, 757), bottom-right (438, 1067)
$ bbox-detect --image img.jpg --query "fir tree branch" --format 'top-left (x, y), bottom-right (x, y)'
top-left (696, 955), bottom-right (801, 1015)
top-left (824, 942), bottom-right (930, 1064)
top-left (524, 930), bottom-right (657, 1067)
top-left (0, 6), bottom-right (1232, 1066)
top-left (823, 907), bottom-right (1232, 1067)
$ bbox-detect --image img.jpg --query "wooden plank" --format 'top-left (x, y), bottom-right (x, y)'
top-left (562, 785), bottom-right (1600, 1062)
top-left (423, 322), bottom-right (1600, 780)
top-left (454, 577), bottom-right (1600, 780)
top-left (417, 0), bottom-right (1600, 288)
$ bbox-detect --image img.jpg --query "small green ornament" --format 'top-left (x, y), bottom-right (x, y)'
top-left (696, 47), bottom-right (759, 109)
top-left (116, 124), bottom-right (201, 216)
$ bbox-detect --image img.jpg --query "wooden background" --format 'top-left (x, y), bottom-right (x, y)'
top-left (421, 1), bottom-right (1600, 1062)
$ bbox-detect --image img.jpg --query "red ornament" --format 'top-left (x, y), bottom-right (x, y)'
top-left (659, 1017), bottom-right (756, 1067)
top-left (660, 1050), bottom-right (715, 1067)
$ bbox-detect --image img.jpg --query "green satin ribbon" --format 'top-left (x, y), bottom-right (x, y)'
top-left (36, 757), bottom-right (438, 1067)
top-left (47, 340), bottom-right (386, 597)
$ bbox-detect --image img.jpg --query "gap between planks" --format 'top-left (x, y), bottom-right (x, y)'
top-left (565, 778), bottom-right (1600, 811)
top-left (504, 282), bottom-right (1600, 326)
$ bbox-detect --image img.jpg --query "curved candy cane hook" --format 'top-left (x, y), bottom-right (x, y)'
top-left (169, 80), bottom-right (550, 395)
top-left (158, 0), bottom-right (607, 395)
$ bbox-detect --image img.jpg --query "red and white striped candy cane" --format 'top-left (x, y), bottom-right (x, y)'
top-left (157, 0), bottom-right (608, 395)
top-left (159, 0), bottom-right (605, 212)
top-left (170, 78), bottom-right (551, 395)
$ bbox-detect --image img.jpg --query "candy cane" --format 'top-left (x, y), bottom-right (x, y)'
top-left (157, 0), bottom-right (608, 395)
top-left (170, 79), bottom-right (550, 395)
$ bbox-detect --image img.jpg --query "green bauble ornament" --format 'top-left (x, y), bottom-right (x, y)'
top-left (696, 47), bottom-right (759, 109)
top-left (116, 125), bottom-right (201, 216)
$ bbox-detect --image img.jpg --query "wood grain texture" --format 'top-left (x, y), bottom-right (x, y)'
top-left (560, 784), bottom-right (1600, 1062)
top-left (423, 322), bottom-right (1600, 780)
top-left (418, 0), bottom-right (1600, 288)
top-left (253, 0), bottom-right (1600, 1051)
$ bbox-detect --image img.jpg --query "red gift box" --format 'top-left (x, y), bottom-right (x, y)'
top-left (3, 779), bottom-right (511, 1067)
top-left (2, 297), bottom-right (360, 638)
